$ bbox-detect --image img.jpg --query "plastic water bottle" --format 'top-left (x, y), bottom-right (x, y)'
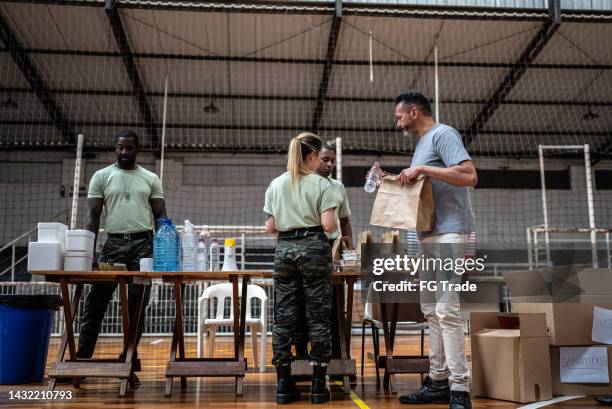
top-left (181, 220), bottom-right (197, 272)
top-left (209, 238), bottom-right (220, 272)
top-left (222, 238), bottom-right (238, 271)
top-left (153, 219), bottom-right (180, 272)
top-left (196, 226), bottom-right (211, 271)
top-left (364, 161), bottom-right (381, 193)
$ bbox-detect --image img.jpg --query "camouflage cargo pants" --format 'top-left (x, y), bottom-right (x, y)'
top-left (77, 235), bottom-right (152, 361)
top-left (294, 239), bottom-right (341, 358)
top-left (272, 233), bottom-right (332, 366)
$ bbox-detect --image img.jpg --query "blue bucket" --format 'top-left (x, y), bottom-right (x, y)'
top-left (0, 295), bottom-right (62, 384)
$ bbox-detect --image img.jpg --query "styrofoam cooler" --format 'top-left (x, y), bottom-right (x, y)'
top-left (65, 230), bottom-right (95, 252)
top-left (64, 250), bottom-right (93, 271)
top-left (27, 242), bottom-right (63, 271)
top-left (37, 223), bottom-right (67, 245)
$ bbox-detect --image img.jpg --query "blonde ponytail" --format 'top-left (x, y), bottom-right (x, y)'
top-left (287, 132), bottom-right (323, 188)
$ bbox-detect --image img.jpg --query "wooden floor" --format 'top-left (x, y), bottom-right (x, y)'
top-left (0, 334), bottom-right (601, 408)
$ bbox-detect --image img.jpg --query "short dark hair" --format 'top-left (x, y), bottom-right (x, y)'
top-left (322, 142), bottom-right (336, 152)
top-left (116, 129), bottom-right (139, 146)
top-left (395, 91), bottom-right (432, 116)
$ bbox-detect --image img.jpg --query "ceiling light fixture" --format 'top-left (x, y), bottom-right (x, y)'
top-left (203, 101), bottom-right (220, 114)
top-left (582, 105), bottom-right (599, 121)
top-left (1, 92), bottom-right (18, 109)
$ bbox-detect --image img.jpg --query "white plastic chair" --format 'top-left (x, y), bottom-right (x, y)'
top-left (196, 282), bottom-right (268, 372)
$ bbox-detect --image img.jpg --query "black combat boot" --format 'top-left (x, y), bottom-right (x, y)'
top-left (310, 365), bottom-right (330, 404)
top-left (399, 376), bottom-right (450, 404)
top-left (449, 391), bottom-right (472, 409)
top-left (276, 365), bottom-right (301, 404)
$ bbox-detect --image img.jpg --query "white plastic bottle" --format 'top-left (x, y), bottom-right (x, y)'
top-left (209, 238), bottom-right (220, 272)
top-left (196, 225), bottom-right (211, 271)
top-left (222, 238), bottom-right (238, 272)
top-left (181, 220), bottom-right (197, 272)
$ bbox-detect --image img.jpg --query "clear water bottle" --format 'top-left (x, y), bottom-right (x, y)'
top-left (196, 225), bottom-right (211, 271)
top-left (181, 220), bottom-right (197, 272)
top-left (364, 161), bottom-right (381, 193)
top-left (153, 218), bottom-right (179, 272)
top-left (222, 238), bottom-right (238, 271)
top-left (209, 238), bottom-right (220, 272)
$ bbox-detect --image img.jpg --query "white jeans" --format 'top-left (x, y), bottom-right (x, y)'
top-left (420, 233), bottom-right (470, 392)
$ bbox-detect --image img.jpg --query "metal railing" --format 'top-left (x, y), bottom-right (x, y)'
top-left (0, 280), bottom-right (274, 337)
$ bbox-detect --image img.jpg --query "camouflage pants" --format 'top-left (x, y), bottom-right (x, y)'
top-left (272, 233), bottom-right (332, 366)
top-left (77, 235), bottom-right (152, 361)
top-left (294, 239), bottom-right (341, 358)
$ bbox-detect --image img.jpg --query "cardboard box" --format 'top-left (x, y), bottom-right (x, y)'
top-left (471, 312), bottom-right (552, 403)
top-left (506, 267), bottom-right (612, 346)
top-left (550, 346), bottom-right (612, 395)
top-left (511, 297), bottom-right (612, 346)
top-left (504, 265), bottom-right (592, 298)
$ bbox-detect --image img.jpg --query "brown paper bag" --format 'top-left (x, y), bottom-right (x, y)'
top-left (380, 230), bottom-right (404, 255)
top-left (356, 230), bottom-right (373, 261)
top-left (370, 174), bottom-right (435, 232)
top-left (331, 236), bottom-right (345, 266)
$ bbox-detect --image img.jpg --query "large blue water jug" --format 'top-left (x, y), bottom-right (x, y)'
top-left (153, 218), bottom-right (180, 272)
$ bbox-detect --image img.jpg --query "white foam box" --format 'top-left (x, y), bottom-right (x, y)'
top-left (37, 222), bottom-right (68, 245)
top-left (28, 242), bottom-right (64, 271)
top-left (65, 230), bottom-right (95, 252)
top-left (64, 250), bottom-right (93, 272)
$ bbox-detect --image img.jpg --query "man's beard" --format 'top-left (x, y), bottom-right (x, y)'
top-left (118, 156), bottom-right (135, 166)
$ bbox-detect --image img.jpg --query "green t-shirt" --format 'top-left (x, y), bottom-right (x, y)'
top-left (88, 164), bottom-right (164, 234)
top-left (263, 172), bottom-right (337, 232)
top-left (327, 178), bottom-right (351, 240)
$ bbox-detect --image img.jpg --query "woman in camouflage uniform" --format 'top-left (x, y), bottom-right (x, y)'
top-left (263, 132), bottom-right (337, 404)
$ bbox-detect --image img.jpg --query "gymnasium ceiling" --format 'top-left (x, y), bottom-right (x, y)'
top-left (0, 0), bottom-right (611, 160)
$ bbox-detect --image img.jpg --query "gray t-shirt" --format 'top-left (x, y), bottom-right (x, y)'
top-left (410, 123), bottom-right (475, 236)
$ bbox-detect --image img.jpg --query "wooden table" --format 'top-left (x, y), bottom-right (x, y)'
top-left (33, 271), bottom-right (150, 397)
top-left (150, 271), bottom-right (360, 396)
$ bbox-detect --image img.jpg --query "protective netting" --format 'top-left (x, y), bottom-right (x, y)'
top-left (1, 1), bottom-right (612, 285)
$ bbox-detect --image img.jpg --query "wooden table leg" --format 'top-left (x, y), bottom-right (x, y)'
top-left (58, 279), bottom-right (82, 389)
top-left (164, 318), bottom-right (179, 397)
top-left (231, 276), bottom-right (239, 360)
top-left (381, 302), bottom-right (398, 393)
top-left (49, 282), bottom-right (83, 391)
top-left (118, 278), bottom-right (130, 356)
top-left (119, 279), bottom-right (145, 397)
top-left (173, 280), bottom-right (187, 390)
top-left (345, 278), bottom-right (355, 357)
top-left (335, 281), bottom-right (351, 394)
top-left (234, 276), bottom-right (249, 396)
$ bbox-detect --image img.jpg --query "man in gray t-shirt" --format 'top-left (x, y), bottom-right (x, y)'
top-left (393, 91), bottom-right (477, 409)
top-left (411, 123), bottom-right (475, 236)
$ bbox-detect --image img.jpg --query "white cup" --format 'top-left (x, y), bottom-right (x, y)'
top-left (139, 258), bottom-right (153, 272)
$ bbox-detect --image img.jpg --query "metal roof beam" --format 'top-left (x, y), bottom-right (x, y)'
top-left (463, 0), bottom-right (561, 147)
top-left (311, 0), bottom-right (341, 134)
top-left (2, 120), bottom-right (608, 139)
top-left (1, 48), bottom-right (610, 71)
top-left (3, 87), bottom-right (612, 107)
top-left (2, 1), bottom-right (612, 23)
top-left (0, 10), bottom-right (75, 145)
top-left (105, 0), bottom-right (158, 152)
